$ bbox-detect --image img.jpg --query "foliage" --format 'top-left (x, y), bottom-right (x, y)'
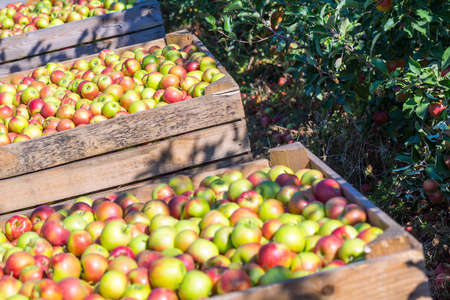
top-left (205, 0), bottom-right (450, 203)
top-left (160, 0), bottom-right (450, 297)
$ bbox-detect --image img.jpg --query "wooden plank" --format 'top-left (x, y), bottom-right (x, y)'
top-left (210, 248), bottom-right (430, 300)
top-left (0, 120), bottom-right (251, 213)
top-left (0, 1), bottom-right (163, 62)
top-left (269, 143), bottom-right (421, 259)
top-left (0, 89), bottom-right (244, 179)
top-left (0, 153), bottom-right (256, 223)
top-left (269, 142), bottom-right (311, 171)
top-left (0, 25), bottom-right (166, 75)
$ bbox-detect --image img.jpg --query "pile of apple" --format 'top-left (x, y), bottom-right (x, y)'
top-left (0, 0), bottom-right (136, 38)
top-left (0, 42), bottom-right (224, 145)
top-left (0, 165), bottom-right (384, 299)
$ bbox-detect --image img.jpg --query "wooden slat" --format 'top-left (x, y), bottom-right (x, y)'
top-left (0, 154), bottom-right (257, 223)
top-left (210, 248), bottom-right (430, 300)
top-left (0, 89), bottom-right (244, 179)
top-left (0, 1), bottom-right (163, 62)
top-left (0, 120), bottom-right (250, 213)
top-left (0, 25), bottom-right (166, 75)
top-left (270, 143), bottom-right (421, 259)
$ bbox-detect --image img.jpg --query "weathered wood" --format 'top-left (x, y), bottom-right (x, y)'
top-left (0, 120), bottom-right (251, 213)
top-left (269, 142), bottom-right (311, 172)
top-left (211, 248), bottom-right (430, 300)
top-left (0, 0), bottom-right (164, 63)
top-left (0, 153), bottom-right (256, 222)
top-left (0, 25), bottom-right (166, 75)
top-left (0, 89), bottom-right (244, 179)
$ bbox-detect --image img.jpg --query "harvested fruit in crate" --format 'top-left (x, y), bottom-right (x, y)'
top-left (0, 42), bottom-right (225, 145)
top-left (0, 164), bottom-right (384, 299)
top-left (0, 0), bottom-right (138, 38)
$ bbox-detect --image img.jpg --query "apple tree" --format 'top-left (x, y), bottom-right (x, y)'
top-left (205, 0), bottom-right (450, 205)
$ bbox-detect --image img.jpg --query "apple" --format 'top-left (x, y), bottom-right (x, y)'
top-left (273, 224), bottom-right (305, 253)
top-left (301, 201), bottom-right (326, 221)
top-left (386, 58), bottom-right (406, 73)
top-left (314, 235), bottom-right (345, 265)
top-left (98, 270), bottom-right (127, 299)
top-left (169, 175), bottom-right (194, 196)
top-left (300, 169), bottom-right (324, 185)
top-left (290, 252), bottom-right (322, 273)
top-left (183, 197), bottom-right (210, 219)
top-left (230, 242), bottom-right (261, 265)
top-left (337, 238), bottom-right (366, 263)
top-left (58, 277), bottom-right (91, 300)
top-left (19, 264), bottom-right (44, 282)
top-left (47, 253), bottom-right (81, 282)
top-left (338, 204), bottom-right (367, 225)
top-left (148, 226), bottom-right (177, 252)
top-left (187, 238), bottom-right (219, 265)
top-left (331, 225), bottom-right (359, 241)
top-left (93, 201), bottom-right (123, 222)
top-left (135, 250), bottom-right (164, 269)
top-left (99, 221), bottom-right (132, 251)
top-left (79, 253), bottom-right (108, 283)
top-left (5, 251), bottom-right (36, 278)
top-left (376, 0), bottom-right (392, 12)
top-left (255, 181), bottom-right (281, 200)
top-left (177, 270), bottom-right (212, 300)
top-left (174, 230), bottom-right (199, 252)
top-left (231, 221), bottom-right (262, 248)
top-left (258, 199), bottom-right (284, 221)
top-left (259, 265), bottom-right (292, 286)
top-left (66, 230), bottom-right (92, 257)
top-left (257, 242), bottom-right (292, 270)
top-left (357, 227), bottom-right (384, 243)
top-left (312, 178), bottom-right (343, 203)
top-left (148, 257), bottom-right (187, 290)
top-left (5, 215), bottom-right (33, 241)
top-left (216, 269), bottom-right (251, 295)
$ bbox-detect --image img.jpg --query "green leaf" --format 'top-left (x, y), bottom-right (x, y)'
top-left (314, 35), bottom-right (322, 56)
top-left (205, 16), bottom-right (216, 26)
top-left (372, 58), bottom-right (387, 73)
top-left (442, 47), bottom-right (450, 70)
top-left (416, 99), bottom-right (431, 119)
top-left (224, 0), bottom-right (243, 12)
top-left (416, 8), bottom-right (433, 22)
top-left (411, 147), bottom-right (422, 163)
top-left (395, 154), bottom-right (414, 164)
top-left (426, 165), bottom-right (445, 181)
top-left (436, 152), bottom-right (450, 176)
top-left (413, 20), bottom-right (429, 36)
top-left (224, 15), bottom-right (233, 33)
top-left (364, 0), bottom-right (375, 9)
top-left (369, 80), bottom-right (384, 94)
top-left (335, 57), bottom-right (342, 71)
top-left (408, 57), bottom-right (421, 75)
top-left (405, 135), bottom-right (421, 146)
top-left (284, 6), bottom-right (308, 16)
top-left (339, 18), bottom-right (350, 37)
top-left (370, 33), bottom-right (381, 59)
top-left (383, 18), bottom-right (396, 31)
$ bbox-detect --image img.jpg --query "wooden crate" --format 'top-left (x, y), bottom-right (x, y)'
top-left (0, 142), bottom-right (431, 299)
top-left (0, 0), bottom-right (165, 75)
top-left (0, 30), bottom-right (251, 214)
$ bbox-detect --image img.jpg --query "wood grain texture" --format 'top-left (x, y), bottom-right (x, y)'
top-left (0, 89), bottom-right (244, 179)
top-left (0, 25), bottom-right (166, 75)
top-left (0, 120), bottom-right (250, 213)
top-left (269, 142), bottom-right (422, 259)
top-left (211, 248), bottom-right (430, 300)
top-left (0, 153), bottom-right (255, 222)
top-left (0, 0), bottom-right (163, 62)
